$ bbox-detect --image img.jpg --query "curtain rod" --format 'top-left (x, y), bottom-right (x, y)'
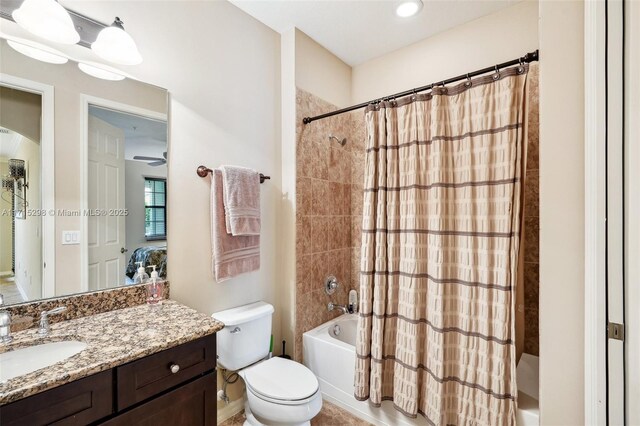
top-left (302, 49), bottom-right (539, 125)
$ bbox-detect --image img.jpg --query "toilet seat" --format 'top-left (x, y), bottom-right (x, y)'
top-left (243, 357), bottom-right (319, 404)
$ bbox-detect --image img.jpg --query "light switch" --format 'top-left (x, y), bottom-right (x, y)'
top-left (62, 231), bottom-right (80, 245)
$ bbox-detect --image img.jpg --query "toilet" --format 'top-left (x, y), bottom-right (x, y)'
top-left (213, 301), bottom-right (322, 426)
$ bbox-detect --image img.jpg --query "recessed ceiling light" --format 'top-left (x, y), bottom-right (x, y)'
top-left (78, 62), bottom-right (126, 81)
top-left (6, 39), bottom-right (68, 64)
top-left (396, 0), bottom-right (423, 18)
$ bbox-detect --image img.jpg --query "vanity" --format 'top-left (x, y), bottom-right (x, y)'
top-left (0, 300), bottom-right (224, 426)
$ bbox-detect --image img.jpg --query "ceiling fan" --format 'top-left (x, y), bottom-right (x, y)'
top-left (134, 152), bottom-right (166, 166)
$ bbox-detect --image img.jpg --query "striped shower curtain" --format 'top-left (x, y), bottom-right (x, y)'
top-left (354, 65), bottom-right (530, 425)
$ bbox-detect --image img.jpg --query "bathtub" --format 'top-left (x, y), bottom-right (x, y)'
top-left (303, 314), bottom-right (539, 426)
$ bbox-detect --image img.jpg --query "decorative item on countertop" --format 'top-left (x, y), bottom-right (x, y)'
top-left (132, 261), bottom-right (149, 285)
top-left (146, 265), bottom-right (164, 305)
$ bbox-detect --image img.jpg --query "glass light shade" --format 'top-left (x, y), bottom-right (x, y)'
top-left (91, 21), bottom-right (142, 65)
top-left (396, 0), bottom-right (423, 17)
top-left (7, 39), bottom-right (68, 64)
top-left (12, 0), bottom-right (80, 45)
top-left (78, 62), bottom-right (126, 81)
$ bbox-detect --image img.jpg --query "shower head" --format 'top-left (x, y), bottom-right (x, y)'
top-left (329, 135), bottom-right (347, 146)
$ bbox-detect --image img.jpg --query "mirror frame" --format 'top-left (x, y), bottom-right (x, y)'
top-left (0, 73), bottom-right (55, 299)
top-left (79, 95), bottom-right (168, 291)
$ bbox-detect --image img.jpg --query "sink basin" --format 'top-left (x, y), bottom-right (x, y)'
top-left (0, 340), bottom-right (87, 382)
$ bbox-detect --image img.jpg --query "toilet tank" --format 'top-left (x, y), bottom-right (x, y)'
top-left (212, 301), bottom-right (274, 371)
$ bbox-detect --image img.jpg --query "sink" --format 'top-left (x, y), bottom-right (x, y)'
top-left (0, 340), bottom-right (87, 382)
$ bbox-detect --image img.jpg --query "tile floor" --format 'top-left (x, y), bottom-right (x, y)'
top-left (220, 400), bottom-right (372, 426)
top-left (0, 276), bottom-right (25, 305)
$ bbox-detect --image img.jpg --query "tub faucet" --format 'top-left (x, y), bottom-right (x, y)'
top-left (327, 302), bottom-right (349, 314)
top-left (0, 293), bottom-right (13, 344)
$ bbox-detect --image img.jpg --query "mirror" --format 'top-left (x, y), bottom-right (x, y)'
top-left (0, 38), bottom-right (168, 306)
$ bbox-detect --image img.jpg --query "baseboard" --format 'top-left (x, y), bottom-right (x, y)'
top-left (217, 397), bottom-right (244, 424)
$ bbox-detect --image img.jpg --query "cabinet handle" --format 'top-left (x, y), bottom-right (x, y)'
top-left (170, 364), bottom-right (180, 374)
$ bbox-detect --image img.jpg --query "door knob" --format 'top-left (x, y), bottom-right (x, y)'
top-left (120, 247), bottom-right (128, 253)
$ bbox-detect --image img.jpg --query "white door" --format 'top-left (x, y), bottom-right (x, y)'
top-left (624, 1), bottom-right (639, 423)
top-left (607, 1), bottom-right (625, 424)
top-left (87, 115), bottom-right (126, 291)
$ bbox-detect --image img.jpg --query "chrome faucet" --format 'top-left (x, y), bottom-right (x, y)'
top-left (0, 293), bottom-right (13, 343)
top-left (38, 306), bottom-right (67, 336)
top-left (327, 302), bottom-right (349, 314)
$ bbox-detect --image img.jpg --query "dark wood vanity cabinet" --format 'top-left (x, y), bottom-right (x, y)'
top-left (0, 334), bottom-right (217, 426)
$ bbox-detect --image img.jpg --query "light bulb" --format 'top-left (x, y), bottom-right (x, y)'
top-left (396, 0), bottom-right (423, 18)
top-left (92, 17), bottom-right (142, 65)
top-left (12, 0), bottom-right (80, 45)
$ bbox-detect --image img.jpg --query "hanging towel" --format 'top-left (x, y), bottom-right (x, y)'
top-left (220, 165), bottom-right (261, 236)
top-left (211, 169), bottom-right (260, 282)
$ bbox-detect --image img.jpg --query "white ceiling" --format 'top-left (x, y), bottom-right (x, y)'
top-left (88, 106), bottom-right (167, 162)
top-left (229, 0), bottom-right (524, 66)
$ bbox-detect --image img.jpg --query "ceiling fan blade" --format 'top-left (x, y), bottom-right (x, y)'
top-left (148, 160), bottom-right (166, 166)
top-left (134, 156), bottom-right (163, 161)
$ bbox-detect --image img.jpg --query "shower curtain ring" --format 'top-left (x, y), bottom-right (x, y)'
top-left (465, 73), bottom-right (472, 87)
top-left (493, 65), bottom-right (500, 80)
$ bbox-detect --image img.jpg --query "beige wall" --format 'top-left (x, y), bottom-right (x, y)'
top-left (124, 160), bottom-right (167, 252)
top-left (13, 135), bottom-right (41, 300)
top-left (351, 0), bottom-right (539, 104)
top-left (538, 0), bottom-right (585, 424)
top-left (0, 87), bottom-right (41, 143)
top-left (295, 29), bottom-right (352, 108)
top-left (0, 42), bottom-right (167, 297)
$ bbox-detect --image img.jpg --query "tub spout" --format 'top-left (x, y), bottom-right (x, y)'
top-left (328, 302), bottom-right (349, 314)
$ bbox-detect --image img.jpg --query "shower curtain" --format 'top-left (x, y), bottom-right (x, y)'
top-left (354, 65), bottom-right (529, 426)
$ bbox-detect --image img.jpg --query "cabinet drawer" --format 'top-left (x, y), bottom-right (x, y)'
top-left (101, 373), bottom-right (216, 426)
top-left (116, 334), bottom-right (215, 410)
top-left (0, 370), bottom-right (113, 426)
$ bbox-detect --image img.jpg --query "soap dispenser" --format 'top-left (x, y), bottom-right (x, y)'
top-left (132, 262), bottom-right (150, 284)
top-left (145, 265), bottom-right (164, 305)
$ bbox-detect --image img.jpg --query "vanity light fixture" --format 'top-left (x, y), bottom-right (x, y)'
top-left (11, 0), bottom-right (80, 45)
top-left (395, 0), bottom-right (423, 18)
top-left (78, 62), bottom-right (126, 81)
top-left (91, 17), bottom-right (142, 65)
top-left (6, 39), bottom-right (68, 64)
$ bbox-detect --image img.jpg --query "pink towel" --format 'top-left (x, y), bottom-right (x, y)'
top-left (220, 165), bottom-right (261, 236)
top-left (211, 170), bottom-right (260, 282)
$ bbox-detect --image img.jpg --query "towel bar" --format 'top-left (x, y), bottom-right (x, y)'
top-left (196, 165), bottom-right (270, 184)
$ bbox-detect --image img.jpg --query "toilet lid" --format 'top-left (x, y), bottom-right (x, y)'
top-left (244, 357), bottom-right (319, 401)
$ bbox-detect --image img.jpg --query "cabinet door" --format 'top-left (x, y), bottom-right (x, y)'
top-left (116, 334), bottom-right (216, 410)
top-left (101, 373), bottom-right (216, 426)
top-left (0, 370), bottom-right (113, 426)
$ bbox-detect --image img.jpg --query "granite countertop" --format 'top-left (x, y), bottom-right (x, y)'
top-left (0, 300), bottom-right (224, 405)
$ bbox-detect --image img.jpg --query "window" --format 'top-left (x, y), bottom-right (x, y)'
top-left (144, 178), bottom-right (166, 240)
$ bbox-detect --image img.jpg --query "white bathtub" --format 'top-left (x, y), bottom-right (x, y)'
top-left (303, 314), bottom-right (540, 426)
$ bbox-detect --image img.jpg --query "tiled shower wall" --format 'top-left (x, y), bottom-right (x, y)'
top-left (294, 67), bottom-right (539, 361)
top-left (523, 64), bottom-right (540, 355)
top-left (294, 89), bottom-right (365, 362)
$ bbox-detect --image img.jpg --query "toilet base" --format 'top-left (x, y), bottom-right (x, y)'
top-left (242, 399), bottom-right (312, 426)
